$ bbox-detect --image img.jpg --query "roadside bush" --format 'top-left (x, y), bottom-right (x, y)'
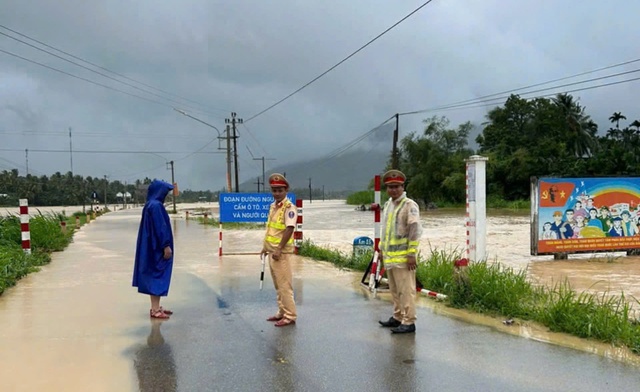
top-left (0, 213), bottom-right (72, 295)
top-left (304, 241), bottom-right (640, 356)
top-left (346, 190), bottom-right (374, 205)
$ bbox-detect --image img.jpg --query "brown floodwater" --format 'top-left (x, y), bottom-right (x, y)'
top-left (189, 200), bottom-right (640, 314)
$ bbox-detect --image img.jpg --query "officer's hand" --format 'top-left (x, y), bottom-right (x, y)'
top-left (272, 248), bottom-right (282, 261)
top-left (407, 255), bottom-right (417, 271)
top-left (163, 246), bottom-right (172, 260)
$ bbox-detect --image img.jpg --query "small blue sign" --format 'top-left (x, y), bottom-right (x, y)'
top-left (353, 236), bottom-right (374, 246)
top-left (353, 236), bottom-right (374, 256)
top-left (219, 192), bottom-right (296, 223)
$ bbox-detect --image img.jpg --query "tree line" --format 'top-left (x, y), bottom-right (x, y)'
top-left (2, 93), bottom-right (637, 208)
top-left (0, 170), bottom-right (346, 208)
top-left (396, 93), bottom-right (640, 206)
top-left (0, 172), bottom-right (221, 208)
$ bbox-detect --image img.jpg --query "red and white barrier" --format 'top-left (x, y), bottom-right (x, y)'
top-left (294, 199), bottom-right (303, 254)
top-left (362, 175), bottom-right (386, 292)
top-left (19, 199), bottom-right (31, 254)
top-left (417, 288), bottom-right (448, 300)
top-left (368, 251), bottom-right (380, 291)
top-left (218, 222), bottom-right (223, 256)
top-left (373, 175), bottom-right (381, 251)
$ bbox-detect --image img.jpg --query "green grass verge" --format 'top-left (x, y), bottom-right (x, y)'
top-left (0, 211), bottom-right (88, 295)
top-left (301, 240), bottom-right (640, 355)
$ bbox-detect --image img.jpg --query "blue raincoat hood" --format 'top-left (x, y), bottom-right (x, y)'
top-left (147, 180), bottom-right (174, 204)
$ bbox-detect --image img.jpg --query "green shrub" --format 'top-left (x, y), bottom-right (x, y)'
top-left (346, 190), bottom-right (373, 205)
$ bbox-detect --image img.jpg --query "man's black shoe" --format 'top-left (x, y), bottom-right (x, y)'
top-left (379, 317), bottom-right (401, 328)
top-left (391, 324), bottom-right (416, 334)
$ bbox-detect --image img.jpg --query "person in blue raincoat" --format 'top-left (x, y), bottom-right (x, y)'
top-left (133, 180), bottom-right (175, 319)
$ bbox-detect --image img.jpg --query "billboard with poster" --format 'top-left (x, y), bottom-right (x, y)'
top-left (531, 177), bottom-right (640, 255)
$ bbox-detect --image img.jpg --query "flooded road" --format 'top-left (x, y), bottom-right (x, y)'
top-left (1, 201), bottom-right (640, 391)
top-left (210, 200), bottom-right (640, 302)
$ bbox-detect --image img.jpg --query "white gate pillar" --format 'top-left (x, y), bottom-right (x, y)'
top-left (465, 155), bottom-right (488, 262)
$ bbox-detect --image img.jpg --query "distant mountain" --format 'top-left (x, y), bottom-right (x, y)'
top-left (239, 149), bottom-right (389, 193)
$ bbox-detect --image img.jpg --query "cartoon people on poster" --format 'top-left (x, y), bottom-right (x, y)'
top-left (538, 179), bottom-right (640, 240)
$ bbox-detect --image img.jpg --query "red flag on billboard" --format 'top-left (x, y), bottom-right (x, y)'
top-left (539, 181), bottom-right (575, 207)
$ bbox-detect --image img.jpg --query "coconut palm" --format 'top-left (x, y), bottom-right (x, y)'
top-left (552, 93), bottom-right (597, 157)
top-left (630, 119), bottom-right (640, 131)
top-left (609, 112), bottom-right (627, 129)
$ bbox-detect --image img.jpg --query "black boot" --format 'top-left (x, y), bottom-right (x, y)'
top-left (379, 317), bottom-right (401, 328)
top-left (391, 324), bottom-right (416, 334)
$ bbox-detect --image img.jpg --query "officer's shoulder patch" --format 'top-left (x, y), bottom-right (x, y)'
top-left (288, 211), bottom-right (295, 219)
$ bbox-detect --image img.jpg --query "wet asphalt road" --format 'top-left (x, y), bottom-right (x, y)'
top-left (1, 208), bottom-right (640, 392)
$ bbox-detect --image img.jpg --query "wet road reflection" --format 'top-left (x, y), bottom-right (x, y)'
top-left (2, 203), bottom-right (640, 391)
top-left (134, 320), bottom-right (177, 392)
top-left (382, 334), bottom-right (417, 391)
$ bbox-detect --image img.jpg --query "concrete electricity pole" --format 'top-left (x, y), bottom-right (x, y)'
top-left (103, 175), bottom-right (108, 209)
top-left (225, 112), bottom-right (243, 193)
top-left (225, 125), bottom-right (232, 192)
top-left (168, 160), bottom-right (176, 214)
top-left (253, 156), bottom-right (276, 191)
top-left (308, 177), bottom-right (312, 204)
top-left (392, 113), bottom-right (399, 169)
top-left (254, 177), bottom-right (263, 192)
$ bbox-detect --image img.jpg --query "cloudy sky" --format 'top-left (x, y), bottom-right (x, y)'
top-left (1, 0), bottom-right (639, 191)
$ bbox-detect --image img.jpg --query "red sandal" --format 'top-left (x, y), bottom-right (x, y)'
top-left (274, 318), bottom-right (295, 327)
top-left (150, 309), bottom-right (170, 319)
top-left (159, 306), bottom-right (173, 315)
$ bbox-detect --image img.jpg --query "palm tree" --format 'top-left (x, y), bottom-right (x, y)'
top-left (552, 93), bottom-right (597, 157)
top-left (609, 112), bottom-right (627, 129)
top-left (630, 120), bottom-right (640, 131)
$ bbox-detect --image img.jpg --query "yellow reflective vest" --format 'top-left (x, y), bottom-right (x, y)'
top-left (263, 199), bottom-right (296, 253)
top-left (380, 194), bottom-right (420, 265)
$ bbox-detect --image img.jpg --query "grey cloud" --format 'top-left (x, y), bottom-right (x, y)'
top-left (1, 0), bottom-right (639, 190)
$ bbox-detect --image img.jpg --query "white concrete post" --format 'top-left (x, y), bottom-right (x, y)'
top-left (465, 155), bottom-right (488, 262)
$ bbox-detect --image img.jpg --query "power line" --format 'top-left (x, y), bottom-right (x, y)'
top-left (0, 130), bottom-right (211, 140)
top-left (400, 74), bottom-right (640, 117)
top-left (400, 58), bottom-right (640, 116)
top-left (0, 148), bottom-right (224, 154)
top-left (420, 75), bottom-right (640, 115)
top-left (0, 24), bottom-right (230, 116)
top-left (241, 123), bottom-right (269, 157)
top-left (303, 115), bottom-right (395, 168)
top-left (291, 72), bottom-right (640, 170)
top-left (0, 47), bottom-right (182, 109)
top-left (245, 0), bottom-right (437, 122)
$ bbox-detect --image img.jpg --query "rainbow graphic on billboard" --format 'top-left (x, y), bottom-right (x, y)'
top-left (532, 177), bottom-right (640, 255)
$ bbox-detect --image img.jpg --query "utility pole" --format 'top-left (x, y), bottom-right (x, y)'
top-left (322, 185), bottom-right (325, 202)
top-left (392, 113), bottom-right (399, 169)
top-left (253, 156), bottom-right (276, 191)
top-left (254, 176), bottom-right (263, 192)
top-left (103, 175), bottom-right (108, 210)
top-left (225, 125), bottom-right (232, 192)
top-left (308, 177), bottom-right (312, 204)
top-left (173, 108), bottom-right (227, 192)
top-left (225, 112), bottom-right (243, 193)
top-left (69, 127), bottom-right (74, 175)
top-left (168, 160), bottom-right (176, 214)
top-left (233, 125), bottom-right (239, 192)
top-left (25, 149), bottom-right (28, 175)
